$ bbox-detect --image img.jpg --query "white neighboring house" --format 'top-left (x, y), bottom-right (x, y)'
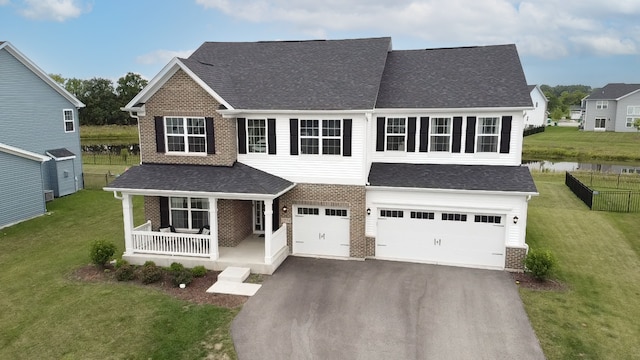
top-left (107, 38), bottom-right (538, 274)
top-left (524, 85), bottom-right (548, 128)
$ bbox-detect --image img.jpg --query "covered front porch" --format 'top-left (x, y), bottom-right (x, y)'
top-left (104, 163), bottom-right (296, 274)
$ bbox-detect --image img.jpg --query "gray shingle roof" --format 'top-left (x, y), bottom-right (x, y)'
top-left (586, 83), bottom-right (640, 100)
top-left (527, 85), bottom-right (537, 92)
top-left (184, 38), bottom-right (391, 110)
top-left (375, 45), bottom-right (532, 109)
top-left (106, 163), bottom-right (293, 195)
top-left (368, 163), bottom-right (537, 193)
top-left (46, 148), bottom-right (75, 159)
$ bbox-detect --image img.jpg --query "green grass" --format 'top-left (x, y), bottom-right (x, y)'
top-left (523, 126), bottom-right (640, 162)
top-left (521, 172), bottom-right (640, 359)
top-left (80, 125), bottom-right (139, 144)
top-left (0, 190), bottom-right (237, 359)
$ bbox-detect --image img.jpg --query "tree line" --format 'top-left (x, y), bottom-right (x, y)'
top-left (50, 73), bottom-right (148, 125)
top-left (540, 85), bottom-right (591, 120)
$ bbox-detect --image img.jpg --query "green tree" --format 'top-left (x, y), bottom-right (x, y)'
top-left (78, 78), bottom-right (124, 125)
top-left (116, 72), bottom-right (148, 124)
top-left (64, 78), bottom-right (86, 98)
top-left (49, 73), bottom-right (65, 85)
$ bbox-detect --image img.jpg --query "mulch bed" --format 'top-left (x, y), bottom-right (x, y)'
top-left (511, 272), bottom-right (567, 292)
top-left (71, 264), bottom-right (248, 308)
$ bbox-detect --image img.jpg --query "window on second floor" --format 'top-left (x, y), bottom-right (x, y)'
top-left (596, 100), bottom-right (608, 109)
top-left (63, 109), bottom-right (74, 133)
top-left (430, 117), bottom-right (451, 152)
top-left (299, 119), bottom-right (342, 155)
top-left (476, 117), bottom-right (500, 152)
top-left (165, 117), bottom-right (206, 154)
top-left (385, 117), bottom-right (406, 151)
top-left (247, 119), bottom-right (266, 153)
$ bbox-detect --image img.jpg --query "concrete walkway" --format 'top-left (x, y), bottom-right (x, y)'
top-left (232, 257), bottom-right (545, 360)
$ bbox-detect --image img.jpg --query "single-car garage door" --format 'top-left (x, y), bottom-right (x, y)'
top-left (293, 206), bottom-right (350, 257)
top-left (376, 209), bottom-right (505, 269)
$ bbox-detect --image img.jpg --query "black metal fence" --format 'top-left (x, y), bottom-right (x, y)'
top-left (523, 125), bottom-right (545, 137)
top-left (82, 144), bottom-right (140, 165)
top-left (565, 172), bottom-right (640, 212)
top-left (83, 172), bottom-right (118, 190)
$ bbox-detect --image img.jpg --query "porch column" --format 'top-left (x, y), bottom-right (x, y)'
top-left (263, 198), bottom-right (273, 264)
top-left (209, 197), bottom-right (219, 260)
top-left (122, 193), bottom-right (134, 255)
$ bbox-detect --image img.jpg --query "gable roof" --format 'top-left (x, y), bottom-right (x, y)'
top-left (0, 42), bottom-right (84, 108)
top-left (105, 162), bottom-right (294, 198)
top-left (586, 83), bottom-right (640, 101)
top-left (0, 142), bottom-right (50, 162)
top-left (368, 163), bottom-right (537, 193)
top-left (375, 45), bottom-right (532, 109)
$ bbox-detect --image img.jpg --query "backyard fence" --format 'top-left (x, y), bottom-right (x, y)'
top-left (83, 172), bottom-right (118, 190)
top-left (82, 144), bottom-right (140, 166)
top-left (565, 171), bottom-right (640, 212)
top-left (523, 125), bottom-right (545, 137)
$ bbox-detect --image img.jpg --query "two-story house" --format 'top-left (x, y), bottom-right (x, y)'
top-left (524, 85), bottom-right (548, 128)
top-left (0, 41), bottom-right (84, 229)
top-left (106, 37), bottom-right (537, 274)
top-left (582, 83), bottom-right (640, 132)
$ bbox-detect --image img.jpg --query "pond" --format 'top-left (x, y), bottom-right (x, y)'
top-left (523, 159), bottom-right (640, 174)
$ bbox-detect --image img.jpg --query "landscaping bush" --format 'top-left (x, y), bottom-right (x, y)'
top-left (169, 262), bottom-right (185, 273)
top-left (139, 262), bottom-right (163, 284)
top-left (525, 249), bottom-right (556, 281)
top-left (171, 269), bottom-right (193, 287)
top-left (89, 240), bottom-right (117, 267)
top-left (115, 264), bottom-right (135, 281)
top-left (114, 258), bottom-right (128, 269)
top-left (191, 265), bottom-right (207, 278)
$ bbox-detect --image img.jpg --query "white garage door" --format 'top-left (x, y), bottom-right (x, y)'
top-left (376, 209), bottom-right (505, 269)
top-left (293, 206), bottom-right (350, 257)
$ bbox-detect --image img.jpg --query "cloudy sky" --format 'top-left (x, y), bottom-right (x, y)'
top-left (1, 0), bottom-right (639, 87)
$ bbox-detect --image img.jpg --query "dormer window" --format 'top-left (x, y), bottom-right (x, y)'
top-left (165, 117), bottom-right (206, 153)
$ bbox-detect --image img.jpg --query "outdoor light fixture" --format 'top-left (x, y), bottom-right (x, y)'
top-left (366, 208), bottom-right (371, 215)
top-left (282, 205), bottom-right (288, 213)
top-left (513, 216), bottom-right (519, 224)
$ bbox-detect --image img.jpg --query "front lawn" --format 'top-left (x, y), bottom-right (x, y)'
top-left (522, 172), bottom-right (640, 359)
top-left (0, 190), bottom-right (237, 359)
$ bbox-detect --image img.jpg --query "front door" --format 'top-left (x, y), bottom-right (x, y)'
top-left (253, 200), bottom-right (265, 233)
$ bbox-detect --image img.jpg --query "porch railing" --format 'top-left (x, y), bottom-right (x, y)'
top-left (131, 230), bottom-right (214, 258)
top-left (133, 220), bottom-right (152, 232)
top-left (270, 223), bottom-right (287, 259)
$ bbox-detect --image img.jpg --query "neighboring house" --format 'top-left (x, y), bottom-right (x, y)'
top-left (523, 85), bottom-right (548, 128)
top-left (569, 105), bottom-right (582, 121)
top-left (106, 37), bottom-right (537, 274)
top-left (582, 83), bottom-right (640, 132)
top-left (0, 41), bottom-right (85, 229)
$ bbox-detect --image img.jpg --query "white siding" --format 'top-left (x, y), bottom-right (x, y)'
top-left (238, 114), bottom-right (368, 185)
top-left (524, 87), bottom-right (548, 127)
top-left (365, 188), bottom-right (530, 248)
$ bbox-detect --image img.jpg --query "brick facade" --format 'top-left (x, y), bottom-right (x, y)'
top-left (138, 69), bottom-right (236, 166)
top-left (505, 246), bottom-right (527, 272)
top-left (278, 183), bottom-right (366, 258)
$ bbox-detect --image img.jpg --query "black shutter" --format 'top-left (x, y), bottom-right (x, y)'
top-left (205, 117), bottom-right (215, 154)
top-left (160, 197), bottom-right (170, 228)
top-left (289, 119), bottom-right (298, 155)
top-left (342, 119), bottom-right (352, 157)
top-left (376, 117), bottom-right (385, 151)
top-left (419, 117), bottom-right (429, 152)
top-left (272, 198), bottom-right (280, 230)
top-left (452, 116), bottom-right (463, 153)
top-left (154, 116), bottom-right (165, 153)
top-left (237, 118), bottom-right (247, 154)
top-left (407, 117), bottom-right (417, 152)
top-left (465, 116), bottom-right (476, 153)
top-left (267, 118), bottom-right (276, 155)
top-left (500, 116), bottom-right (512, 153)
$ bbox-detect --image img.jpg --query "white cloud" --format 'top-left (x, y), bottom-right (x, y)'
top-left (195, 0), bottom-right (640, 58)
top-left (136, 49), bottom-right (195, 65)
top-left (0, 0), bottom-right (10, 6)
top-left (20, 0), bottom-right (88, 22)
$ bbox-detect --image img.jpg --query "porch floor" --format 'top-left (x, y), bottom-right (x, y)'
top-left (219, 234), bottom-right (265, 264)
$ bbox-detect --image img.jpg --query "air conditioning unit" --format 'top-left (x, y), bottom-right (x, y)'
top-left (44, 190), bottom-right (54, 202)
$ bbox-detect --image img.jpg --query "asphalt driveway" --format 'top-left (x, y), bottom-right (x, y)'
top-left (232, 257), bottom-right (545, 360)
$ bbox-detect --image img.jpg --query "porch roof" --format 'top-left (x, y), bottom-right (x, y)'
top-left (104, 162), bottom-right (294, 199)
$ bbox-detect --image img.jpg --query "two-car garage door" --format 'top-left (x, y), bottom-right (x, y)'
top-left (376, 209), bottom-right (506, 269)
top-left (293, 206), bottom-right (350, 257)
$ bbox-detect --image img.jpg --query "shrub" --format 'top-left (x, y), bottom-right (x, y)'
top-left (169, 262), bottom-right (185, 273)
top-left (115, 264), bottom-right (135, 281)
top-left (114, 258), bottom-right (128, 269)
top-left (525, 249), bottom-right (556, 281)
top-left (89, 240), bottom-right (117, 267)
top-left (139, 262), bottom-right (163, 284)
top-left (171, 269), bottom-right (193, 287)
top-left (191, 265), bottom-right (207, 278)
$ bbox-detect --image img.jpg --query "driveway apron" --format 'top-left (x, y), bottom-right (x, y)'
top-left (231, 257), bottom-right (545, 360)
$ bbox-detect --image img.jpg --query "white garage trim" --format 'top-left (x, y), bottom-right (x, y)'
top-left (292, 205), bottom-right (350, 258)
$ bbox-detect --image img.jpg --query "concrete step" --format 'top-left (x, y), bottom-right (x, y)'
top-left (206, 281), bottom-right (262, 296)
top-left (218, 266), bottom-right (250, 283)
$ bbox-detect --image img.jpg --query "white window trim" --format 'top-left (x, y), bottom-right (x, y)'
top-left (429, 117), bottom-right (452, 152)
top-left (164, 116), bottom-right (207, 155)
top-left (63, 109), bottom-right (75, 133)
top-left (385, 117), bottom-right (407, 152)
top-left (476, 116), bottom-right (501, 153)
top-left (626, 117), bottom-right (638, 128)
top-left (627, 106), bottom-right (640, 116)
top-left (247, 118), bottom-right (267, 154)
top-left (299, 119), bottom-right (342, 155)
top-left (169, 196), bottom-right (209, 230)
top-left (596, 100), bottom-right (609, 109)
top-left (594, 117), bottom-right (607, 130)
